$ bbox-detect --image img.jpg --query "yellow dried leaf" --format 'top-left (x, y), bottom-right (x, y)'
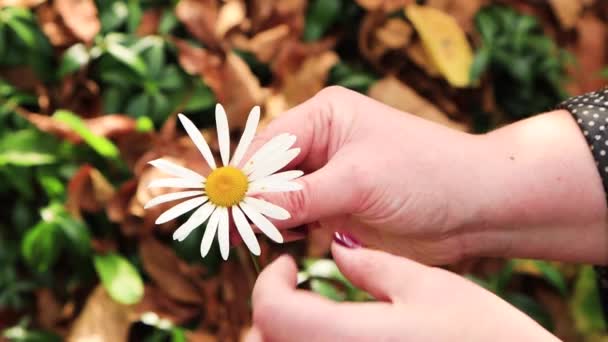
top-left (404, 4), bottom-right (473, 87)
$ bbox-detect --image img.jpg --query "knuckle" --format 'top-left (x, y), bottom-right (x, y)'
top-left (285, 178), bottom-right (311, 222)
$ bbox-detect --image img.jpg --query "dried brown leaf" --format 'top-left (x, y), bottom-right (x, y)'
top-left (368, 76), bottom-right (468, 131)
top-left (36, 2), bottom-right (77, 47)
top-left (136, 8), bottom-right (161, 36)
top-left (232, 24), bottom-right (290, 63)
top-left (66, 164), bottom-right (115, 218)
top-left (356, 0), bottom-right (413, 12)
top-left (19, 110), bottom-right (137, 143)
top-left (374, 18), bottom-right (412, 49)
top-left (54, 0), bottom-right (100, 43)
top-left (215, 0), bottom-right (246, 38)
top-left (139, 237), bottom-right (204, 304)
top-left (549, 0), bottom-right (583, 30)
top-left (174, 39), bottom-right (265, 128)
top-left (176, 0), bottom-right (221, 50)
top-left (281, 51), bottom-right (339, 107)
top-left (67, 286), bottom-right (136, 342)
top-left (567, 14), bottom-right (607, 94)
top-left (405, 41), bottom-right (440, 76)
top-left (36, 288), bottom-right (63, 331)
top-left (134, 286), bottom-right (201, 325)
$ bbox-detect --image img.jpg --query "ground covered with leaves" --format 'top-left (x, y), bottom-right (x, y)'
top-left (0, 0), bottom-right (608, 341)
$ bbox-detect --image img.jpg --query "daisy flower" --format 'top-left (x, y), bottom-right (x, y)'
top-left (144, 104), bottom-right (303, 260)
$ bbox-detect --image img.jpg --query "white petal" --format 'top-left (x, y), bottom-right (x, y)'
top-left (148, 178), bottom-right (204, 189)
top-left (244, 197), bottom-right (290, 220)
top-left (148, 159), bottom-right (204, 181)
top-left (200, 208), bottom-right (221, 258)
top-left (217, 207), bottom-right (230, 260)
top-left (230, 106), bottom-right (260, 167)
top-left (240, 202), bottom-right (283, 243)
top-left (173, 202), bottom-right (216, 241)
top-left (215, 104), bottom-right (230, 166)
top-left (232, 206), bottom-right (261, 255)
top-left (249, 148), bottom-right (301, 181)
top-left (242, 133), bottom-right (296, 174)
top-left (248, 181), bottom-right (303, 194)
top-left (155, 196), bottom-right (208, 224)
top-left (144, 191), bottom-right (204, 209)
top-left (178, 113), bottom-right (217, 169)
top-left (250, 170), bottom-right (303, 185)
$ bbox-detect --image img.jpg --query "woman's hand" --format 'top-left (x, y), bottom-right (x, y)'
top-left (247, 86), bottom-right (608, 264)
top-left (246, 238), bottom-right (559, 342)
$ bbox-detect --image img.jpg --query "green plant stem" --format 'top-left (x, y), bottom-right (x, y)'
top-left (250, 253), bottom-right (261, 276)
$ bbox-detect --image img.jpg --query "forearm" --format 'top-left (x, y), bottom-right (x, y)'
top-left (463, 109), bottom-right (608, 264)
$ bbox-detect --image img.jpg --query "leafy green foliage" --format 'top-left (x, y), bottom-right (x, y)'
top-left (94, 253), bottom-right (144, 305)
top-left (0, 7), bottom-right (54, 81)
top-left (53, 110), bottom-right (120, 158)
top-left (471, 5), bottom-right (569, 119)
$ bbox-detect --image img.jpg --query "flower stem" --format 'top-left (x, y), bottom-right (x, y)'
top-left (250, 253), bottom-right (261, 275)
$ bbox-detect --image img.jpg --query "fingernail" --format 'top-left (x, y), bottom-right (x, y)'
top-left (333, 232), bottom-right (362, 249)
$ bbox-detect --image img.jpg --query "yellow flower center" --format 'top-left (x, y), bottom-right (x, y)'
top-left (205, 166), bottom-right (249, 207)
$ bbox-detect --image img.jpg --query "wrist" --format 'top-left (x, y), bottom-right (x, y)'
top-left (460, 110), bottom-right (608, 264)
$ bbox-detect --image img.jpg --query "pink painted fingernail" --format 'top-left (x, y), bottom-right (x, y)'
top-left (333, 232), bottom-right (361, 249)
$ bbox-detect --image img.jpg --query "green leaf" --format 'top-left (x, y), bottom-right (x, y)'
top-left (184, 81), bottom-right (215, 112)
top-left (3, 325), bottom-right (62, 342)
top-left (303, 0), bottom-right (342, 42)
top-left (532, 261), bottom-right (567, 296)
top-left (127, 0), bottom-right (143, 33)
top-left (145, 39), bottom-right (165, 79)
top-left (310, 278), bottom-right (345, 301)
top-left (53, 110), bottom-right (120, 159)
top-left (21, 222), bottom-right (62, 272)
top-left (99, 1), bottom-right (128, 33)
top-left (57, 215), bottom-right (91, 257)
top-left (6, 17), bottom-right (35, 47)
top-left (0, 151), bottom-right (55, 166)
top-left (102, 87), bottom-right (125, 113)
top-left (571, 266), bottom-right (606, 334)
top-left (157, 65), bottom-right (184, 91)
top-left (125, 92), bottom-right (150, 118)
top-left (106, 42), bottom-right (147, 77)
top-left (93, 253), bottom-right (144, 305)
top-left (470, 45), bottom-right (491, 82)
top-left (159, 9), bottom-right (179, 34)
top-left (58, 43), bottom-right (90, 77)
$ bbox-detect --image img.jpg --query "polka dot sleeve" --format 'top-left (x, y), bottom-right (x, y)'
top-left (558, 88), bottom-right (608, 319)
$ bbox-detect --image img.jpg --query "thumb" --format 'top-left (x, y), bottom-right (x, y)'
top-left (256, 157), bottom-right (361, 229)
top-left (331, 233), bottom-right (430, 301)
